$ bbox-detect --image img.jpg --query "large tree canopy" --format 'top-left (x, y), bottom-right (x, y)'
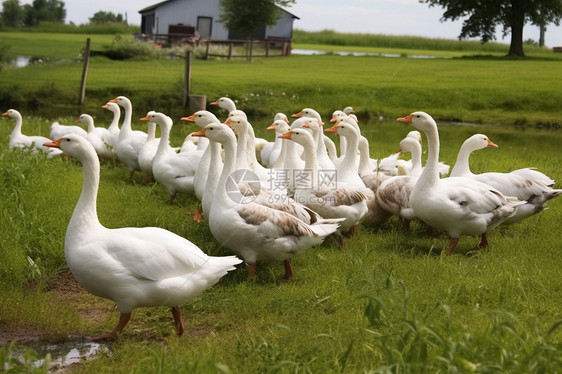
top-left (1, 0), bottom-right (65, 27)
top-left (219, 0), bottom-right (295, 61)
top-left (420, 0), bottom-right (562, 56)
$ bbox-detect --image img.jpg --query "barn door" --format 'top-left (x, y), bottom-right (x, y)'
top-left (197, 17), bottom-right (212, 38)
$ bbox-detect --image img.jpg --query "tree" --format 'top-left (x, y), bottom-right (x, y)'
top-left (420, 0), bottom-right (562, 57)
top-left (1, 0), bottom-right (25, 28)
top-left (219, 0), bottom-right (295, 61)
top-left (22, 0), bottom-right (66, 26)
top-left (89, 11), bottom-right (124, 24)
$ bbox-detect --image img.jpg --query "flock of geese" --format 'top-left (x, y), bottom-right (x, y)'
top-left (3, 97), bottom-right (561, 340)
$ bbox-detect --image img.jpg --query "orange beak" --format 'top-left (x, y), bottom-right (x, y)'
top-left (330, 115), bottom-right (337, 123)
top-left (488, 139), bottom-right (499, 148)
top-left (283, 117), bottom-right (289, 124)
top-left (139, 115), bottom-right (150, 121)
top-left (75, 118), bottom-right (81, 123)
top-left (266, 122), bottom-right (277, 130)
top-left (324, 124), bottom-right (338, 133)
top-left (397, 114), bottom-right (413, 124)
top-left (278, 131), bottom-right (293, 139)
top-left (209, 99), bottom-right (219, 106)
top-left (44, 138), bottom-right (63, 148)
top-left (2, 111), bottom-right (9, 116)
top-left (109, 97), bottom-right (118, 103)
top-left (101, 103), bottom-right (109, 109)
top-left (191, 128), bottom-right (206, 137)
top-left (291, 111), bottom-right (302, 118)
top-left (181, 114), bottom-right (196, 122)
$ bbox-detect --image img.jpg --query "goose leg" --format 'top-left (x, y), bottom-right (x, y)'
top-left (192, 205), bottom-right (203, 223)
top-left (446, 237), bottom-right (459, 254)
top-left (478, 233), bottom-right (489, 249)
top-left (402, 219), bottom-right (411, 232)
top-left (91, 312), bottom-right (131, 341)
top-left (337, 233), bottom-right (345, 250)
top-left (128, 170), bottom-right (135, 179)
top-left (247, 263), bottom-right (257, 279)
top-left (283, 259), bottom-right (293, 280)
top-left (169, 193), bottom-right (176, 204)
top-left (171, 306), bottom-right (185, 336)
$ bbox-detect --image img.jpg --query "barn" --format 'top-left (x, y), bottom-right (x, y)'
top-left (138, 0), bottom-right (299, 41)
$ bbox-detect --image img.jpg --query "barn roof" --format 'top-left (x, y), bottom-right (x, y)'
top-left (139, 0), bottom-right (299, 19)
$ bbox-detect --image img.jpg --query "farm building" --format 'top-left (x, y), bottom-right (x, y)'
top-left (138, 0), bottom-right (299, 42)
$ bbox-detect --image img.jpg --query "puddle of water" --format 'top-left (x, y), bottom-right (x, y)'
top-left (7, 336), bottom-right (110, 370)
top-left (291, 49), bottom-right (439, 59)
top-left (9, 56), bottom-right (47, 68)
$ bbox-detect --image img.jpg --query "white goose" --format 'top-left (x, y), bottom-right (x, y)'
top-left (192, 123), bottom-right (341, 280)
top-left (101, 101), bottom-right (121, 160)
top-left (397, 112), bottom-right (525, 254)
top-left (181, 110), bottom-right (224, 222)
top-left (2, 109), bottom-right (63, 158)
top-left (43, 134), bottom-right (241, 340)
top-left (225, 113), bottom-right (271, 183)
top-left (375, 136), bottom-right (425, 230)
top-left (268, 119), bottom-right (293, 170)
top-left (110, 96), bottom-right (147, 178)
top-left (141, 112), bottom-right (203, 203)
top-left (449, 133), bottom-right (562, 224)
top-left (280, 128), bottom-right (369, 249)
top-left (76, 114), bottom-right (113, 160)
top-left (291, 108), bottom-right (337, 169)
top-left (49, 117), bottom-right (88, 141)
top-left (137, 120), bottom-right (160, 182)
top-left (210, 97), bottom-right (268, 151)
top-left (260, 113), bottom-right (289, 167)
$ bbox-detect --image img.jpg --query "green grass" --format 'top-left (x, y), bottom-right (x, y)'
top-left (1, 114), bottom-right (561, 372)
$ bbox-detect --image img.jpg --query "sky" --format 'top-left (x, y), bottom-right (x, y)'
top-left (31, 0), bottom-right (562, 48)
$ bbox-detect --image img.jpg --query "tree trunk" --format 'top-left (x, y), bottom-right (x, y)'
top-left (539, 23), bottom-right (545, 47)
top-left (508, 4), bottom-right (525, 57)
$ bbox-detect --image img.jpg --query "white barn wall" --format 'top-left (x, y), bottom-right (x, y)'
top-left (141, 0), bottom-right (297, 40)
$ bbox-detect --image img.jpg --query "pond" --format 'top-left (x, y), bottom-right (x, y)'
top-left (291, 49), bottom-right (441, 59)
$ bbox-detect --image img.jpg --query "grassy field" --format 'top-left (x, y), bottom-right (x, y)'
top-left (1, 30), bottom-right (562, 372)
top-left (1, 31), bottom-right (562, 127)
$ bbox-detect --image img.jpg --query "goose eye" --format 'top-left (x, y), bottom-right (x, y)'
top-left (66, 138), bottom-right (71, 142)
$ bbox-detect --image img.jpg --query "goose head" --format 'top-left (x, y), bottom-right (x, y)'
top-left (397, 111), bottom-right (436, 132)
top-left (225, 115), bottom-right (247, 134)
top-left (209, 97), bottom-right (236, 112)
top-left (43, 134), bottom-right (93, 160)
top-left (267, 119), bottom-right (291, 133)
top-left (192, 123), bottom-right (236, 144)
top-left (110, 96), bottom-right (131, 109)
top-left (398, 136), bottom-right (421, 154)
top-left (462, 134), bottom-right (499, 152)
top-left (291, 108), bottom-right (321, 121)
top-left (76, 114), bottom-right (94, 126)
top-left (278, 128), bottom-right (315, 148)
top-left (273, 113), bottom-right (289, 123)
top-left (181, 110), bottom-right (220, 127)
top-left (140, 111), bottom-right (172, 130)
top-left (2, 109), bottom-right (21, 119)
top-left (102, 102), bottom-right (120, 113)
top-left (407, 130), bottom-right (422, 142)
top-left (330, 110), bottom-right (346, 123)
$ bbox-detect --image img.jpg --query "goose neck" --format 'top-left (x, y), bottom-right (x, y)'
top-left (68, 150), bottom-right (102, 237)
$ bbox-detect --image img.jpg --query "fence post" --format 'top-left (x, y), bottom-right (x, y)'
top-left (79, 38), bottom-right (91, 107)
top-left (183, 51), bottom-right (191, 108)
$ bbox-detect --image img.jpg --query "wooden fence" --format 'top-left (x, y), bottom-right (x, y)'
top-left (203, 38), bottom-right (292, 59)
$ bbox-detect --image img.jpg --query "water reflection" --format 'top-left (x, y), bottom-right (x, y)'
top-left (10, 337), bottom-right (110, 370)
top-left (291, 49), bottom-right (439, 59)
